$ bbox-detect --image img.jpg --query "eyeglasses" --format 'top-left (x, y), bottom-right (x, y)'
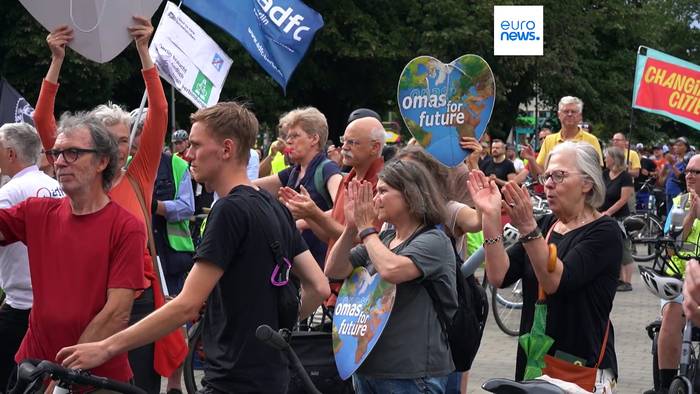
top-left (286, 132), bottom-right (306, 141)
top-left (560, 110), bottom-right (580, 116)
top-left (686, 169), bottom-right (700, 177)
top-left (340, 136), bottom-right (374, 147)
top-left (46, 148), bottom-right (98, 163)
top-left (538, 170), bottom-right (581, 184)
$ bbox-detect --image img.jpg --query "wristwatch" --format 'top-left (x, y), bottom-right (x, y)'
top-left (359, 227), bottom-right (378, 242)
top-left (519, 227), bottom-right (542, 243)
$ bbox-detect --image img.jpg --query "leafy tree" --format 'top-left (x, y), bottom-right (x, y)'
top-left (1, 1), bottom-right (698, 147)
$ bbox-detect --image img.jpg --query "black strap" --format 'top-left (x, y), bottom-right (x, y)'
top-left (423, 238), bottom-right (461, 334)
top-left (245, 189), bottom-right (291, 283)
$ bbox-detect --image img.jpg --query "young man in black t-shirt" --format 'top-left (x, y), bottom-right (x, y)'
top-left (56, 102), bottom-right (330, 393)
top-left (479, 139), bottom-right (516, 186)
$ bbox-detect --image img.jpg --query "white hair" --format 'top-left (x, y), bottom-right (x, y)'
top-left (369, 126), bottom-right (386, 151)
top-left (546, 141), bottom-right (605, 209)
top-left (0, 122), bottom-right (42, 165)
top-left (90, 103), bottom-right (131, 129)
top-left (558, 96), bottom-right (584, 113)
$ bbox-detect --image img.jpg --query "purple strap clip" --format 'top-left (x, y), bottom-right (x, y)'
top-left (271, 257), bottom-right (292, 286)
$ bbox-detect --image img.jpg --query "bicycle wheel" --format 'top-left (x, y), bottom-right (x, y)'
top-left (491, 279), bottom-right (523, 337)
top-left (669, 376), bottom-right (692, 394)
top-left (184, 321), bottom-right (205, 394)
top-left (625, 214), bottom-right (663, 262)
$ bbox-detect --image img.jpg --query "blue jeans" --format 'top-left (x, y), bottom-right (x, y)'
top-left (353, 374), bottom-right (449, 394)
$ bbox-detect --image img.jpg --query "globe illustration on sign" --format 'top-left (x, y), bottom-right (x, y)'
top-left (332, 267), bottom-right (396, 380)
top-left (398, 55), bottom-right (496, 167)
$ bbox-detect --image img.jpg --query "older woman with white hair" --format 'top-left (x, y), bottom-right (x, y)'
top-left (601, 146), bottom-right (635, 292)
top-left (470, 141), bottom-right (621, 392)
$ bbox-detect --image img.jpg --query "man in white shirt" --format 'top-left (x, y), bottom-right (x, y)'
top-left (0, 122), bottom-right (63, 387)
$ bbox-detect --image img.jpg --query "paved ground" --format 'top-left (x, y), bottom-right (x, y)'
top-left (163, 263), bottom-right (661, 393)
top-left (469, 263), bottom-right (660, 393)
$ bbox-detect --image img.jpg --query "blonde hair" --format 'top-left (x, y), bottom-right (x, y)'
top-left (190, 102), bottom-right (259, 165)
top-left (279, 107), bottom-right (328, 150)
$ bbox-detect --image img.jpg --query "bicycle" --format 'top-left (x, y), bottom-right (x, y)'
top-left (623, 177), bottom-right (666, 262)
top-left (184, 304), bottom-right (350, 394)
top-left (8, 359), bottom-right (145, 394)
top-left (637, 236), bottom-right (700, 393)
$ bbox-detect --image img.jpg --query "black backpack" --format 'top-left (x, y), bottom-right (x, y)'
top-left (424, 238), bottom-right (489, 372)
top-left (251, 191), bottom-right (301, 331)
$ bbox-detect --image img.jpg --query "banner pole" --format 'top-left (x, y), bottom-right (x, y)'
top-left (125, 90), bottom-right (148, 170)
top-left (170, 84), bottom-right (176, 132)
top-left (626, 108), bottom-right (634, 166)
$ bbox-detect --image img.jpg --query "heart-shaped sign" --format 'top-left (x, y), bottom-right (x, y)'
top-left (20, 0), bottom-right (163, 63)
top-left (397, 55), bottom-right (496, 167)
top-left (332, 267), bottom-right (396, 380)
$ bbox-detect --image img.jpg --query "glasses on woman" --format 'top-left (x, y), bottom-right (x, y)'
top-left (45, 148), bottom-right (98, 163)
top-left (538, 170), bottom-right (581, 184)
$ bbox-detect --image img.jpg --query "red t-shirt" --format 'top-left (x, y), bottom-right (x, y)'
top-left (0, 198), bottom-right (145, 381)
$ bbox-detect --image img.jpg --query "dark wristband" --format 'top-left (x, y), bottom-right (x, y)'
top-left (359, 227), bottom-right (378, 242)
top-left (519, 227), bottom-right (542, 243)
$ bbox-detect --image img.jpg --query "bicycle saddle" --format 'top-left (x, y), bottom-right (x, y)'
top-left (482, 378), bottom-right (565, 394)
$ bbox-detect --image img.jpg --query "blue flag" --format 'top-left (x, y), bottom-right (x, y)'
top-left (182, 0), bottom-right (324, 91)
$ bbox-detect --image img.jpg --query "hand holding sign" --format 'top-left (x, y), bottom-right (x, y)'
top-left (47, 26), bottom-right (74, 61)
top-left (398, 55), bottom-right (496, 167)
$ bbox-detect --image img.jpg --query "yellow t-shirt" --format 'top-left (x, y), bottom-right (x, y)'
top-left (625, 149), bottom-right (641, 170)
top-left (536, 128), bottom-right (603, 166)
top-left (269, 151), bottom-right (287, 175)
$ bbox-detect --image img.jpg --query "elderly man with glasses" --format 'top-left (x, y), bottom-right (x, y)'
top-left (521, 96), bottom-right (603, 176)
top-left (0, 114), bottom-right (145, 385)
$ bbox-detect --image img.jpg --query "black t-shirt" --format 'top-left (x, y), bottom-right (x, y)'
top-left (635, 157), bottom-right (657, 191)
top-left (600, 169), bottom-right (634, 218)
top-left (479, 156), bottom-right (516, 182)
top-left (504, 215), bottom-right (621, 380)
top-left (194, 185), bottom-right (308, 393)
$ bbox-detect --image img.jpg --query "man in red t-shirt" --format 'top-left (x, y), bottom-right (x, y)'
top-left (0, 114), bottom-right (144, 383)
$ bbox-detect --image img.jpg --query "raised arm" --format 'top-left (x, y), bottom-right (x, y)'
top-left (126, 17), bottom-right (168, 199)
top-left (468, 171), bottom-right (511, 287)
top-left (34, 26), bottom-right (74, 155)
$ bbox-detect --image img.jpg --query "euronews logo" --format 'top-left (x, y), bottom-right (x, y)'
top-left (499, 20), bottom-right (540, 41)
top-left (494, 6), bottom-right (543, 56)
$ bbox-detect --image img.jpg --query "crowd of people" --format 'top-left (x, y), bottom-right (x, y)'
top-left (1, 16), bottom-right (700, 394)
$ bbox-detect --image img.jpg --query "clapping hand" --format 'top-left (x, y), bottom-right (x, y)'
top-left (502, 181), bottom-right (537, 234)
top-left (350, 180), bottom-right (377, 231)
top-left (520, 144), bottom-right (537, 161)
top-left (684, 259), bottom-right (700, 326)
top-left (279, 186), bottom-right (319, 220)
top-left (467, 170), bottom-right (502, 213)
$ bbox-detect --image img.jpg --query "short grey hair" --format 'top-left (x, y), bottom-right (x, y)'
top-left (0, 122), bottom-right (42, 165)
top-left (57, 112), bottom-right (120, 191)
top-left (279, 107), bottom-right (328, 150)
top-left (90, 103), bottom-right (131, 130)
top-left (604, 146), bottom-right (628, 172)
top-left (558, 96), bottom-right (584, 113)
top-left (546, 141), bottom-right (605, 209)
top-left (369, 126), bottom-right (386, 151)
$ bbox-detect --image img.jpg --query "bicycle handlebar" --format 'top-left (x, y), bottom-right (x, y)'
top-left (10, 359), bottom-right (146, 394)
